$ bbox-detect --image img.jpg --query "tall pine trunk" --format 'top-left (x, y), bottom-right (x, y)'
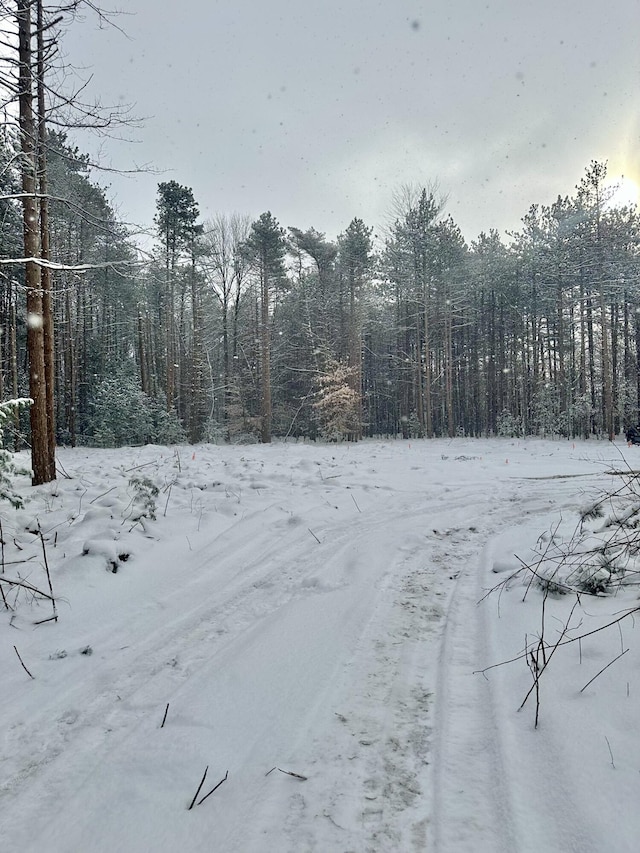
top-left (18, 0), bottom-right (49, 484)
top-left (260, 249), bottom-right (272, 443)
top-left (37, 0), bottom-right (56, 480)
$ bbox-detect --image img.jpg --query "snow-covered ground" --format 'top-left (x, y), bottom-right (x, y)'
top-left (1, 437), bottom-right (639, 852)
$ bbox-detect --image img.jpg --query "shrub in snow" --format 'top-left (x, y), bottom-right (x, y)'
top-left (127, 475), bottom-right (159, 521)
top-left (531, 382), bottom-right (563, 437)
top-left (486, 465), bottom-right (640, 728)
top-left (407, 412), bottom-right (425, 439)
top-left (0, 398), bottom-right (32, 508)
top-left (570, 564), bottom-right (612, 595)
top-left (313, 360), bottom-right (361, 441)
top-left (579, 501), bottom-right (605, 523)
top-left (150, 402), bottom-right (187, 445)
top-left (532, 532), bottom-right (627, 597)
top-left (231, 430), bottom-right (259, 445)
top-left (88, 371), bottom-right (153, 447)
top-left (82, 538), bottom-right (125, 572)
top-left (87, 369), bottom-right (188, 448)
top-left (496, 409), bottom-right (523, 438)
top-left (203, 417), bottom-right (228, 444)
top-left (532, 568), bottom-right (567, 596)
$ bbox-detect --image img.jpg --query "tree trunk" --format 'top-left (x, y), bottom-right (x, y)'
top-left (600, 291), bottom-right (614, 440)
top-left (260, 252), bottom-right (271, 443)
top-left (65, 286), bottom-right (76, 446)
top-left (423, 287), bottom-right (433, 438)
top-left (347, 269), bottom-right (363, 440)
top-left (10, 300), bottom-right (20, 451)
top-left (18, 0), bottom-right (49, 485)
top-left (138, 314), bottom-right (149, 395)
top-left (37, 0), bottom-right (56, 480)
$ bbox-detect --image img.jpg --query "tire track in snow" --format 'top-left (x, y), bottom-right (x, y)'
top-left (475, 482), bottom-right (611, 853)
top-left (431, 523), bottom-right (519, 853)
top-left (236, 486), bottom-right (508, 852)
top-left (430, 477), bottom-right (604, 853)
top-left (1, 482), bottom-right (475, 851)
top-left (3, 479), bottom-right (497, 853)
top-left (3, 454), bottom-right (583, 853)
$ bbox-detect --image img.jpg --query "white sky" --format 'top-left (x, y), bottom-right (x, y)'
top-left (61, 0), bottom-right (640, 243)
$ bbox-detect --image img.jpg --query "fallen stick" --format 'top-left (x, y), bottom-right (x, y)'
top-left (89, 486), bottom-right (117, 504)
top-left (1, 576), bottom-right (54, 600)
top-left (580, 648), bottom-right (628, 694)
top-left (187, 766), bottom-right (208, 810)
top-left (278, 768), bottom-right (308, 781)
top-left (605, 735), bottom-right (616, 769)
top-left (197, 770), bottom-right (229, 805)
top-left (39, 531), bottom-right (57, 622)
top-left (163, 483), bottom-right (173, 517)
top-left (124, 460), bottom-right (158, 473)
top-left (55, 459), bottom-right (72, 479)
top-left (265, 766), bottom-right (308, 780)
top-left (14, 645), bottom-right (34, 679)
top-left (160, 703), bottom-right (169, 728)
top-left (33, 615), bottom-right (58, 626)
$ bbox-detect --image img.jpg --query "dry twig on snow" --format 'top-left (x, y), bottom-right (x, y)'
top-left (197, 770), bottom-right (229, 805)
top-left (13, 645), bottom-right (34, 679)
top-left (187, 766), bottom-right (208, 811)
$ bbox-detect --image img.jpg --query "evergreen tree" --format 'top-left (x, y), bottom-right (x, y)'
top-left (337, 218), bottom-right (373, 440)
top-left (154, 181), bottom-right (203, 420)
top-left (244, 212), bottom-right (287, 443)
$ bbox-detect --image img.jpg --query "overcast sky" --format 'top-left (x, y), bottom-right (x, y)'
top-left (62, 0), bottom-right (640, 244)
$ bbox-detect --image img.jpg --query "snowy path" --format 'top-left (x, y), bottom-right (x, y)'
top-left (430, 466), bottom-right (632, 853)
top-left (431, 529), bottom-right (518, 853)
top-left (1, 439), bottom-right (633, 851)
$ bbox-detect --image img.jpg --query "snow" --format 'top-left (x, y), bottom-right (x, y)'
top-left (1, 437), bottom-right (639, 852)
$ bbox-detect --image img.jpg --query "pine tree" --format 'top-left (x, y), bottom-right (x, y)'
top-left (337, 218), bottom-right (373, 440)
top-left (17, 0), bottom-right (51, 483)
top-left (245, 212), bottom-right (287, 443)
top-left (154, 181), bottom-right (202, 420)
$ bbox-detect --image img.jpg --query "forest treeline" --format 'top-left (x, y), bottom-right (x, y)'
top-left (2, 129), bottom-right (640, 451)
top-left (3, 1), bottom-right (640, 490)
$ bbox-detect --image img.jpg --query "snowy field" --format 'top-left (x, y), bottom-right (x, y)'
top-left (1, 437), bottom-right (639, 852)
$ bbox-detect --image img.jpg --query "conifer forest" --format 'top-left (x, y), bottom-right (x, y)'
top-left (2, 4), bottom-right (640, 487)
